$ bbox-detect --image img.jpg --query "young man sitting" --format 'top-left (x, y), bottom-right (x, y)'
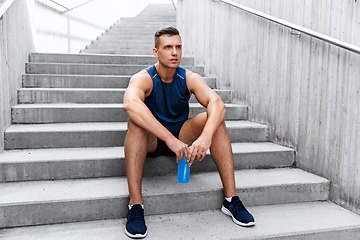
top-left (123, 27), bottom-right (255, 239)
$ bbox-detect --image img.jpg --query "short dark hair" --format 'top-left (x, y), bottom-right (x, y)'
top-left (154, 27), bottom-right (180, 48)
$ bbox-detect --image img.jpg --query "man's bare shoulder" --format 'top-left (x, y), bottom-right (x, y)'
top-left (185, 69), bottom-right (199, 79)
top-left (128, 69), bottom-right (153, 96)
top-left (129, 69), bottom-right (152, 85)
top-left (185, 69), bottom-right (207, 91)
top-left (131, 69), bottom-right (151, 81)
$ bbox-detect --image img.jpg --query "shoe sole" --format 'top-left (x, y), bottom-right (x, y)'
top-left (221, 205), bottom-right (255, 227)
top-left (125, 227), bottom-right (148, 239)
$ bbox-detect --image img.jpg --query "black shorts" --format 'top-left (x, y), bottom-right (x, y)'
top-left (146, 119), bottom-right (186, 158)
top-left (146, 133), bottom-right (179, 158)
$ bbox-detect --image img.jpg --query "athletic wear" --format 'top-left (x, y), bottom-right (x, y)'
top-left (145, 65), bottom-right (190, 135)
top-left (221, 196), bottom-right (255, 227)
top-left (125, 204), bottom-right (148, 238)
top-left (145, 65), bottom-right (190, 157)
top-left (147, 134), bottom-right (179, 158)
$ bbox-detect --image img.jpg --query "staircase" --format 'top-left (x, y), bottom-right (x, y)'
top-left (1, 4), bottom-right (360, 240)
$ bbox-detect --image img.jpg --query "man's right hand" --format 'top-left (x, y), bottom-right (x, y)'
top-left (166, 137), bottom-right (189, 163)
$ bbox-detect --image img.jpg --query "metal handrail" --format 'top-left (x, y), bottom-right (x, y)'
top-left (46, 0), bottom-right (95, 13)
top-left (63, 0), bottom-right (94, 13)
top-left (0, 0), bottom-right (16, 19)
top-left (49, 0), bottom-right (69, 10)
top-left (214, 0), bottom-right (360, 55)
top-left (172, 0), bottom-right (177, 10)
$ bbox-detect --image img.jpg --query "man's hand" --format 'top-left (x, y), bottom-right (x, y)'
top-left (166, 137), bottom-right (189, 163)
top-left (187, 134), bottom-right (212, 167)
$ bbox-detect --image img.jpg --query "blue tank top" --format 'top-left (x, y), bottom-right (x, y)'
top-left (145, 65), bottom-right (190, 134)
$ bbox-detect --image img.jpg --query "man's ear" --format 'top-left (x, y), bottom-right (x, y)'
top-left (153, 47), bottom-right (158, 58)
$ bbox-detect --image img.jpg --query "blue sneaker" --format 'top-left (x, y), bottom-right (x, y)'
top-left (125, 204), bottom-right (148, 238)
top-left (221, 196), bottom-right (255, 227)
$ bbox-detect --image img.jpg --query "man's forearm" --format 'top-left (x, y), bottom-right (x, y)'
top-left (202, 98), bottom-right (226, 138)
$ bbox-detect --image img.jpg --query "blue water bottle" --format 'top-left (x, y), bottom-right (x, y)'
top-left (177, 156), bottom-right (190, 183)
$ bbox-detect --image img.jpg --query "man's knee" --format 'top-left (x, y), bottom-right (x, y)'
top-left (126, 119), bottom-right (158, 153)
top-left (127, 119), bottom-right (147, 134)
top-left (219, 120), bottom-right (226, 129)
top-left (217, 120), bottom-right (228, 134)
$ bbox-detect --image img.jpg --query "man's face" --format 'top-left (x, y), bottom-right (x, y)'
top-left (153, 34), bottom-right (182, 69)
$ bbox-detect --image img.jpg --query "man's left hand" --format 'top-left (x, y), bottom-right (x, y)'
top-left (187, 135), bottom-right (211, 166)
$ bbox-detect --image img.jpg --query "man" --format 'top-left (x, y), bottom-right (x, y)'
top-left (123, 27), bottom-right (254, 238)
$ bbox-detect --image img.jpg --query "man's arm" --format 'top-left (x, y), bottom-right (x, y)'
top-left (186, 70), bottom-right (226, 165)
top-left (123, 70), bottom-right (188, 161)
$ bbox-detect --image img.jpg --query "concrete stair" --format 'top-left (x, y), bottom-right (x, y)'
top-left (80, 4), bottom-right (176, 55)
top-left (2, 202), bottom-right (360, 240)
top-left (0, 143), bottom-right (294, 182)
top-left (25, 62), bottom-right (204, 75)
top-left (0, 168), bottom-right (328, 228)
top-left (1, 3), bottom-right (360, 240)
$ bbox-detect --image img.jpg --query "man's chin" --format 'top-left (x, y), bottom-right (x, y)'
top-left (165, 64), bottom-right (180, 69)
top-left (169, 62), bottom-right (180, 68)
top-left (158, 60), bottom-right (180, 69)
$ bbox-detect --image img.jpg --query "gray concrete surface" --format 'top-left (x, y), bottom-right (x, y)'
top-left (4, 121), bottom-right (269, 150)
top-left (29, 53), bottom-right (195, 66)
top-left (25, 63), bottom-right (204, 76)
top-left (12, 103), bottom-right (246, 123)
top-left (3, 202), bottom-right (359, 239)
top-left (0, 168), bottom-right (329, 228)
top-left (22, 75), bottom-right (215, 89)
top-left (17, 88), bottom-right (230, 104)
top-left (0, 142), bottom-right (294, 182)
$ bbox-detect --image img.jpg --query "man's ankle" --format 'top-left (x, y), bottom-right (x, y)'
top-left (128, 199), bottom-right (143, 206)
top-left (128, 204), bottom-right (144, 210)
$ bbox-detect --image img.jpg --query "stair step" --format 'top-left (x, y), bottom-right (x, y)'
top-left (0, 142), bottom-right (294, 182)
top-left (86, 43), bottom-right (154, 49)
top-left (105, 28), bottom-right (167, 34)
top-left (4, 121), bottom-right (269, 150)
top-left (85, 44), bottom-right (153, 50)
top-left (101, 31), bottom-right (159, 36)
top-left (0, 168), bottom-right (329, 228)
top-left (95, 35), bottom-right (160, 41)
top-left (100, 33), bottom-right (155, 38)
top-left (22, 74), bottom-right (216, 89)
top-left (92, 39), bottom-right (154, 44)
top-left (18, 88), bottom-right (127, 104)
top-left (23, 74), bottom-right (131, 88)
top-left (1, 202), bottom-right (360, 240)
top-left (117, 18), bottom-right (176, 23)
top-left (29, 53), bottom-right (194, 66)
top-left (25, 63), bottom-right (204, 76)
top-left (17, 88), bottom-right (230, 103)
top-left (114, 21), bottom-right (176, 26)
top-left (109, 25), bottom-right (171, 31)
top-left (12, 103), bottom-right (245, 123)
top-left (79, 49), bottom-right (156, 55)
top-left (96, 35), bottom-right (161, 40)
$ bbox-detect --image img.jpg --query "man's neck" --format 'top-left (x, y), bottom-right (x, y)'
top-left (155, 62), bottom-right (177, 83)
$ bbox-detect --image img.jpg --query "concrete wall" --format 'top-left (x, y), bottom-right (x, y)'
top-left (177, 0), bottom-right (360, 214)
top-left (0, 0), bottom-right (35, 152)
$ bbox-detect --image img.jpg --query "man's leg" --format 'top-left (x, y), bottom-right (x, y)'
top-left (124, 119), bottom-right (157, 238)
top-left (179, 113), bottom-right (237, 198)
top-left (179, 113), bottom-right (255, 227)
top-left (125, 119), bottom-right (157, 205)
